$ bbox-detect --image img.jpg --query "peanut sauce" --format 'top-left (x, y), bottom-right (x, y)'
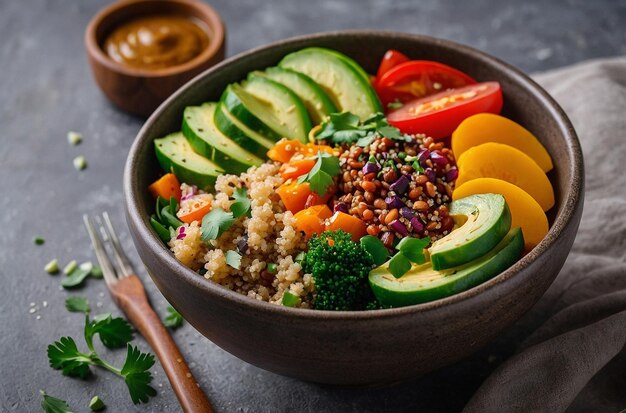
top-left (104, 15), bottom-right (209, 70)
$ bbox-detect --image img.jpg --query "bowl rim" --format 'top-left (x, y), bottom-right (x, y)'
top-left (124, 30), bottom-right (584, 320)
top-left (84, 0), bottom-right (225, 78)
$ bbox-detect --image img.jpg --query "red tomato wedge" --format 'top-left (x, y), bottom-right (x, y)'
top-left (375, 50), bottom-right (410, 83)
top-left (387, 82), bottom-right (503, 139)
top-left (376, 60), bottom-right (477, 107)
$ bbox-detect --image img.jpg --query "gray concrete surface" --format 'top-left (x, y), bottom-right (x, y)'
top-left (1, 0), bottom-right (624, 411)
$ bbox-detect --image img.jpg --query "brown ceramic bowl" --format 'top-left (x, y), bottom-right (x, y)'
top-left (85, 0), bottom-right (225, 117)
top-left (124, 31), bottom-right (584, 385)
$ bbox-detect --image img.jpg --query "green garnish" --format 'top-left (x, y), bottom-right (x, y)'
top-left (314, 112), bottom-right (403, 145)
top-left (294, 251), bottom-right (306, 264)
top-left (163, 305), bottom-right (184, 329)
top-left (65, 296), bottom-right (90, 314)
top-left (67, 131), bottom-right (83, 145)
top-left (89, 396), bottom-right (105, 411)
top-left (225, 250), bottom-right (242, 269)
top-left (47, 297), bottom-right (156, 404)
top-left (267, 263), bottom-right (278, 274)
top-left (62, 262), bottom-right (93, 289)
top-left (63, 260), bottom-right (77, 275)
top-left (73, 155), bottom-right (87, 171)
top-left (41, 390), bottom-right (73, 413)
top-left (387, 100), bottom-right (404, 110)
top-left (44, 259), bottom-right (60, 274)
top-left (282, 291), bottom-right (301, 307)
top-left (359, 235), bottom-right (389, 266)
top-left (34, 236), bottom-right (45, 245)
top-left (90, 266), bottom-right (103, 279)
top-left (388, 237), bottom-right (431, 278)
top-left (150, 216), bottom-right (171, 242)
top-left (200, 208), bottom-right (235, 241)
top-left (297, 151), bottom-right (340, 195)
top-left (230, 187), bottom-right (251, 218)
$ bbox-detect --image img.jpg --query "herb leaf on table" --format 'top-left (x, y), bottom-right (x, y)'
top-left (121, 345), bottom-right (158, 404)
top-left (47, 336), bottom-right (93, 379)
top-left (40, 390), bottom-right (73, 413)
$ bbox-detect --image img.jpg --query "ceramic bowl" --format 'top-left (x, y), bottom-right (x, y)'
top-left (85, 0), bottom-right (225, 117)
top-left (124, 31), bottom-right (584, 385)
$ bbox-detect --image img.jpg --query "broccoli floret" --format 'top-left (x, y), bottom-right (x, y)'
top-left (303, 230), bottom-right (379, 311)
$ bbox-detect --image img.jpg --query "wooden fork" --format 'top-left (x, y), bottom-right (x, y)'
top-left (83, 212), bottom-right (213, 413)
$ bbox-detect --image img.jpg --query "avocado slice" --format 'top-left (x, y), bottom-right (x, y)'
top-left (257, 67), bottom-right (337, 124)
top-left (369, 227), bottom-right (524, 307)
top-left (182, 102), bottom-right (263, 174)
top-left (429, 194), bottom-right (511, 270)
top-left (279, 47), bottom-right (383, 120)
top-left (243, 74), bottom-right (312, 142)
top-left (154, 132), bottom-right (224, 190)
top-left (213, 101), bottom-right (275, 156)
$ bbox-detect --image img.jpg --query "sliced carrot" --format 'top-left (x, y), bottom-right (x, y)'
top-left (453, 177), bottom-right (548, 252)
top-left (293, 205), bottom-right (333, 239)
top-left (277, 181), bottom-right (332, 213)
top-left (451, 113), bottom-right (553, 172)
top-left (178, 197), bottom-right (212, 223)
top-left (148, 173), bottom-right (181, 201)
top-left (325, 211), bottom-right (367, 242)
top-left (457, 142), bottom-right (555, 211)
top-left (279, 157), bottom-right (316, 180)
top-left (267, 139), bottom-right (305, 163)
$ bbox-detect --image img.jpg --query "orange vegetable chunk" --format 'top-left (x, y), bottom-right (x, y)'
top-left (267, 139), bottom-right (305, 163)
top-left (452, 113), bottom-right (553, 172)
top-left (325, 212), bottom-right (367, 242)
top-left (457, 142), bottom-right (555, 211)
top-left (148, 173), bottom-right (181, 201)
top-left (276, 181), bottom-right (331, 213)
top-left (453, 178), bottom-right (548, 252)
top-left (294, 205), bottom-right (333, 239)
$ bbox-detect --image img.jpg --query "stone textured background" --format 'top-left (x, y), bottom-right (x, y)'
top-left (0, 0), bottom-right (624, 412)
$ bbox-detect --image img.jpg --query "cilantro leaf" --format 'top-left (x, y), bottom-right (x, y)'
top-left (121, 345), bottom-right (157, 404)
top-left (41, 390), bottom-right (73, 413)
top-left (85, 314), bottom-right (133, 349)
top-left (163, 305), bottom-right (184, 329)
top-left (225, 250), bottom-right (242, 269)
top-left (388, 253), bottom-right (412, 279)
top-left (297, 152), bottom-right (340, 195)
top-left (200, 208), bottom-right (235, 241)
top-left (230, 187), bottom-right (251, 218)
top-left (314, 111), bottom-right (403, 145)
top-left (396, 237), bottom-right (430, 264)
top-left (47, 336), bottom-right (92, 379)
top-left (65, 296), bottom-right (90, 314)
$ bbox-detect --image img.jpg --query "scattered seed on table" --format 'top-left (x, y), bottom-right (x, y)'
top-left (63, 260), bottom-right (77, 275)
top-left (44, 259), bottom-right (59, 274)
top-left (67, 131), bottom-right (82, 145)
top-left (73, 155), bottom-right (87, 170)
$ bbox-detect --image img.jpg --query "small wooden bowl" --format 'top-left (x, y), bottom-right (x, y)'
top-left (85, 0), bottom-right (225, 117)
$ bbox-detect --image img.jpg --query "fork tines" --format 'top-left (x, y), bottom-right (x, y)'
top-left (83, 212), bottom-right (135, 286)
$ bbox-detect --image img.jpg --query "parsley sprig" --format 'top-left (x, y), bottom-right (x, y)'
top-left (201, 187), bottom-right (251, 241)
top-left (297, 151), bottom-right (341, 195)
top-left (314, 112), bottom-right (404, 146)
top-left (162, 305), bottom-right (184, 329)
top-left (40, 390), bottom-right (73, 413)
top-left (47, 297), bottom-right (157, 404)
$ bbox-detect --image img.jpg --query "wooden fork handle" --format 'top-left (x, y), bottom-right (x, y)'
top-left (116, 275), bottom-right (213, 413)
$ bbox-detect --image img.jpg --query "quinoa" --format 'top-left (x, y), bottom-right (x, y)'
top-left (168, 163), bottom-right (311, 306)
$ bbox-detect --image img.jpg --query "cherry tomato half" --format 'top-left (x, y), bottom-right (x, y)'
top-left (376, 60), bottom-right (477, 108)
top-left (375, 50), bottom-right (410, 84)
top-left (387, 82), bottom-right (503, 139)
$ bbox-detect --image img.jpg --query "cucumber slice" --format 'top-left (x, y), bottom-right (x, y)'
top-left (213, 101), bottom-right (274, 158)
top-left (154, 132), bottom-right (224, 190)
top-left (258, 67), bottom-right (337, 124)
top-left (369, 227), bottom-right (524, 307)
top-left (242, 75), bottom-right (312, 142)
top-left (279, 47), bottom-right (382, 120)
top-left (429, 194), bottom-right (512, 270)
top-left (182, 102), bottom-right (263, 174)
